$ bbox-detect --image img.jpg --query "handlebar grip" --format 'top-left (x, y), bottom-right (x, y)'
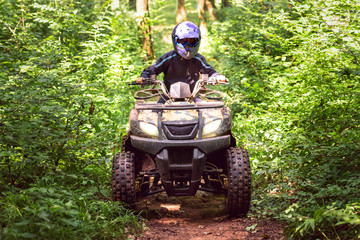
top-left (218, 78), bottom-right (229, 84)
top-left (129, 81), bottom-right (141, 85)
top-left (129, 79), bottom-right (157, 86)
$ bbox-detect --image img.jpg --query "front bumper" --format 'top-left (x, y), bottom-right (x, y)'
top-left (130, 135), bottom-right (231, 155)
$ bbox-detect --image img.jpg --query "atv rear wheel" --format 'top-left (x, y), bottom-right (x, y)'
top-left (226, 146), bottom-right (251, 217)
top-left (112, 151), bottom-right (137, 204)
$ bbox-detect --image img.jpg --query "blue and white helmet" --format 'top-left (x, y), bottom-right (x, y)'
top-left (172, 21), bottom-right (201, 59)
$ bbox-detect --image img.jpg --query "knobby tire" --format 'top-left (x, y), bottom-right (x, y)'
top-left (226, 146), bottom-right (251, 217)
top-left (112, 151), bottom-right (137, 204)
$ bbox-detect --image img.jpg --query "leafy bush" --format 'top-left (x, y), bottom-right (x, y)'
top-left (0, 0), bottom-right (143, 186)
top-left (211, 0), bottom-right (360, 238)
top-left (1, 0), bottom-right (145, 238)
top-left (0, 170), bottom-right (143, 239)
top-left (284, 203), bottom-right (360, 239)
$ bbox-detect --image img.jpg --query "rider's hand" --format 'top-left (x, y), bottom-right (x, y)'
top-left (216, 74), bottom-right (226, 83)
top-left (136, 77), bottom-right (144, 83)
top-left (209, 74), bottom-right (227, 85)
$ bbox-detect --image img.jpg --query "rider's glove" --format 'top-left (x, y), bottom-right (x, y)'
top-left (216, 74), bottom-right (226, 83)
top-left (136, 77), bottom-right (144, 83)
top-left (209, 74), bottom-right (227, 85)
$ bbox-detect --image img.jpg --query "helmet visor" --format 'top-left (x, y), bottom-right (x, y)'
top-left (176, 37), bottom-right (200, 48)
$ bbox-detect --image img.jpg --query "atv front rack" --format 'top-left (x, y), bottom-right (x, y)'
top-left (134, 101), bottom-right (224, 110)
top-left (133, 86), bottom-right (224, 101)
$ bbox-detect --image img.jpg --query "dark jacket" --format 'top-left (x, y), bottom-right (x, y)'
top-left (140, 50), bottom-right (220, 90)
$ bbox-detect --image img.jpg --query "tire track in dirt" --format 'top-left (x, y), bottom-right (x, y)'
top-left (132, 192), bottom-right (286, 240)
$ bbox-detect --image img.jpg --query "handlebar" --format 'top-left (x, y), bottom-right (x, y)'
top-left (129, 74), bottom-right (228, 102)
top-left (201, 74), bottom-right (229, 85)
top-left (129, 78), bottom-right (157, 86)
top-left (130, 74), bottom-right (228, 86)
top-left (190, 75), bottom-right (229, 99)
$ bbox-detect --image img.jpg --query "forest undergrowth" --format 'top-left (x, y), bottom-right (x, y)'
top-left (211, 1), bottom-right (360, 239)
top-left (1, 0), bottom-right (359, 239)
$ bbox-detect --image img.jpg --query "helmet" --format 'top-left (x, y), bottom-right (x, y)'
top-left (172, 21), bottom-right (201, 59)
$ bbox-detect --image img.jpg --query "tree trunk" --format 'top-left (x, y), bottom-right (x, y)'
top-left (176, 0), bottom-right (187, 24)
top-left (288, 0), bottom-right (293, 12)
top-left (136, 0), bottom-right (154, 60)
top-left (129, 0), bottom-right (136, 10)
top-left (221, 0), bottom-right (231, 8)
top-left (198, 0), bottom-right (208, 37)
top-left (205, 0), bottom-right (216, 21)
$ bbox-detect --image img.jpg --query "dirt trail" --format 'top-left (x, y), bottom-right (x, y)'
top-left (132, 192), bottom-right (286, 240)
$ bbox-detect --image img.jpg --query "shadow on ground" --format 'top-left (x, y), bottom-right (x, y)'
top-left (132, 192), bottom-right (286, 240)
top-left (137, 191), bottom-right (227, 220)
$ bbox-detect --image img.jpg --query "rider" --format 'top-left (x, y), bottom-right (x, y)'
top-left (137, 21), bottom-right (226, 103)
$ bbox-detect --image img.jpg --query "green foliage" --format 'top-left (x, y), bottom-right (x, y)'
top-left (0, 0), bottom-right (144, 238)
top-left (212, 0), bottom-right (360, 238)
top-left (0, 170), bottom-right (143, 239)
top-left (284, 203), bottom-right (360, 239)
top-left (0, 0), bottom-right (143, 186)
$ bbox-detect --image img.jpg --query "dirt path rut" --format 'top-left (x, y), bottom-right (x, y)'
top-left (132, 192), bottom-right (286, 240)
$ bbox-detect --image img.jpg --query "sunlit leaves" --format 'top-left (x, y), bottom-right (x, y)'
top-left (212, 0), bottom-right (359, 239)
top-left (0, 0), bottom-right (143, 186)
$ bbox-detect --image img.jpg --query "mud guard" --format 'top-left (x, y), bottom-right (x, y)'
top-left (155, 148), bottom-right (205, 196)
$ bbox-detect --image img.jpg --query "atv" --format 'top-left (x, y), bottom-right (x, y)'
top-left (112, 74), bottom-right (251, 216)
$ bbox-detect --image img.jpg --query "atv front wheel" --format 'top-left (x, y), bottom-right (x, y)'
top-left (226, 146), bottom-right (251, 217)
top-left (112, 151), bottom-right (137, 204)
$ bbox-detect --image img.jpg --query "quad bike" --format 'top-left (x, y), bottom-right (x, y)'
top-left (112, 74), bottom-right (251, 217)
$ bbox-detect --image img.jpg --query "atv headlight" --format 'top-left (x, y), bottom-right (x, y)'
top-left (202, 119), bottom-right (222, 138)
top-left (139, 122), bottom-right (159, 137)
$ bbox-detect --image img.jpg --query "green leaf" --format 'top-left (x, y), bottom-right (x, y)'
top-left (246, 224), bottom-right (257, 231)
